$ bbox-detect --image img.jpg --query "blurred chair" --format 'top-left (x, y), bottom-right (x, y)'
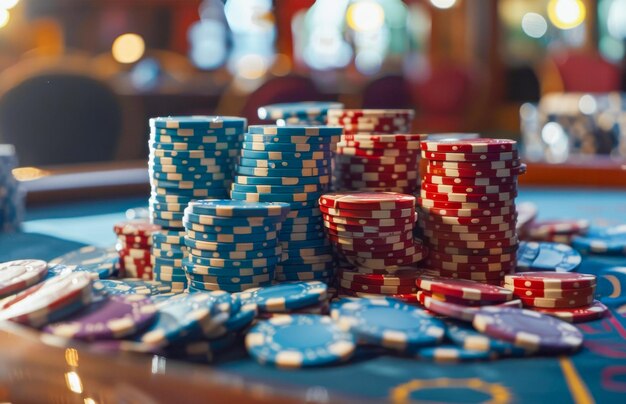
top-left (543, 51), bottom-right (621, 93)
top-left (410, 63), bottom-right (481, 132)
top-left (238, 75), bottom-right (323, 124)
top-left (362, 75), bottom-right (413, 108)
top-left (0, 58), bottom-right (122, 166)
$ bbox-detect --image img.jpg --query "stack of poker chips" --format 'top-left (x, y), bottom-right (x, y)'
top-left (0, 145), bottom-right (25, 232)
top-left (257, 101), bottom-right (344, 126)
top-left (326, 109), bottom-right (419, 194)
top-left (504, 272), bottom-right (607, 323)
top-left (152, 230), bottom-right (187, 292)
top-left (182, 199), bottom-right (290, 293)
top-left (231, 125), bottom-right (341, 284)
top-left (148, 116), bottom-right (246, 288)
top-left (114, 221), bottom-right (161, 280)
top-left (319, 191), bottom-right (427, 301)
top-left (418, 138), bottom-right (526, 285)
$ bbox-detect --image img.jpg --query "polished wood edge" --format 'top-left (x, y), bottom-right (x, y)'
top-left (520, 160), bottom-right (626, 188)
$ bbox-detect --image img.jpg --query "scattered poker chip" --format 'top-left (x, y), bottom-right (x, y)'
top-left (246, 314), bottom-right (355, 368)
top-left (417, 291), bottom-right (477, 321)
top-left (421, 138), bottom-right (518, 153)
top-left (423, 174), bottom-right (516, 187)
top-left (0, 259), bottom-right (48, 297)
top-left (445, 321), bottom-right (529, 356)
top-left (532, 300), bottom-right (608, 323)
top-left (49, 246), bottom-right (119, 279)
top-left (414, 345), bottom-right (497, 362)
top-left (43, 294), bottom-right (158, 340)
top-left (93, 279), bottom-right (172, 296)
top-left (332, 298), bottom-right (445, 351)
top-left (0, 272), bottom-right (93, 327)
top-left (528, 219), bottom-right (589, 238)
top-left (472, 307), bottom-right (583, 353)
top-left (572, 225), bottom-right (626, 255)
top-left (235, 281), bottom-right (327, 313)
top-left (319, 192), bottom-right (415, 211)
top-left (504, 272), bottom-right (596, 290)
top-left (516, 241), bottom-right (582, 272)
top-left (596, 267), bottom-right (626, 306)
top-left (416, 275), bottom-right (513, 302)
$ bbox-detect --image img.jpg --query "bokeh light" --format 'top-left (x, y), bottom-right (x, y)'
top-left (0, 9), bottom-right (9, 28)
top-left (112, 33), bottom-right (145, 64)
top-left (430, 0), bottom-right (457, 10)
top-left (547, 0), bottom-right (586, 30)
top-left (0, 0), bottom-right (18, 10)
top-left (521, 12), bottom-right (548, 38)
top-left (347, 1), bottom-right (385, 32)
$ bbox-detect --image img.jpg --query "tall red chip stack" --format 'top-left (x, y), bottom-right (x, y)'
top-left (319, 191), bottom-right (427, 303)
top-left (327, 109), bottom-right (424, 195)
top-left (113, 220), bottom-right (161, 280)
top-left (418, 138), bottom-right (526, 285)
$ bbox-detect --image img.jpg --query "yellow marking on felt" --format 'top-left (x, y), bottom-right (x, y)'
top-left (560, 357), bottom-right (595, 404)
top-left (390, 377), bottom-right (511, 403)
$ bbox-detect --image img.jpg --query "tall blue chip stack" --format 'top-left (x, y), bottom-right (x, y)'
top-left (232, 125), bottom-right (342, 284)
top-left (148, 116), bottom-right (247, 292)
top-left (257, 101), bottom-right (344, 127)
top-left (0, 144), bottom-right (25, 233)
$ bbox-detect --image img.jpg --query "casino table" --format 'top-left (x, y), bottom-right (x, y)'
top-left (1, 185), bottom-right (626, 403)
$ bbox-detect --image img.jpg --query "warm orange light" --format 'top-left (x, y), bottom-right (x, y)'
top-left (548, 0), bottom-right (586, 30)
top-left (112, 33), bottom-right (145, 64)
top-left (0, 9), bottom-right (9, 29)
top-left (0, 0), bottom-right (18, 10)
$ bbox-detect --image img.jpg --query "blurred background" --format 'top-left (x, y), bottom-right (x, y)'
top-left (0, 0), bottom-right (625, 169)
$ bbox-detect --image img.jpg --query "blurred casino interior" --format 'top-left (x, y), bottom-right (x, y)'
top-left (0, 0), bottom-right (624, 171)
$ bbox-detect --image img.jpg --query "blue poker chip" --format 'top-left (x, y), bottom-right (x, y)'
top-left (164, 333), bottom-right (238, 362)
top-left (281, 255), bottom-right (335, 266)
top-left (150, 125), bottom-right (243, 137)
top-left (184, 235), bottom-right (279, 252)
top-left (150, 148), bottom-right (239, 159)
top-left (235, 281), bottom-right (327, 312)
top-left (229, 190), bottom-right (322, 204)
top-left (150, 193), bottom-right (194, 204)
top-left (572, 225), bottom-right (626, 255)
top-left (181, 212), bottom-right (284, 227)
top-left (149, 162), bottom-right (234, 175)
top-left (232, 199), bottom-right (316, 210)
top-left (186, 244), bottom-right (282, 260)
top-left (283, 216), bottom-right (324, 226)
top-left (277, 261), bottom-right (335, 273)
top-left (187, 199), bottom-right (290, 218)
top-left (93, 279), bottom-right (172, 296)
top-left (257, 102), bottom-right (344, 121)
top-left (248, 125), bottom-right (343, 137)
top-left (186, 254), bottom-right (282, 269)
top-left (231, 183), bottom-right (325, 195)
top-left (282, 246), bottom-right (333, 259)
top-left (218, 296), bottom-right (257, 334)
top-left (154, 271), bottom-right (187, 283)
top-left (445, 321), bottom-right (529, 357)
top-left (149, 172), bottom-right (231, 185)
top-left (152, 247), bottom-right (185, 260)
top-left (280, 238), bottom-right (329, 250)
top-left (516, 241), bottom-right (582, 272)
top-left (153, 256), bottom-right (183, 267)
top-left (245, 314), bottom-right (355, 368)
top-left (241, 141), bottom-right (332, 153)
top-left (285, 207), bottom-right (322, 218)
top-left (242, 133), bottom-right (336, 145)
top-left (182, 213), bottom-right (280, 233)
top-left (149, 140), bottom-right (236, 152)
top-left (235, 175), bottom-right (330, 186)
top-left (152, 217), bottom-right (183, 229)
top-left (332, 298), bottom-right (445, 351)
top-left (150, 116), bottom-right (247, 130)
top-left (151, 132), bottom-right (241, 144)
top-left (182, 230), bottom-right (278, 244)
top-left (151, 181), bottom-right (230, 193)
top-left (187, 272), bottom-right (273, 285)
top-left (188, 279), bottom-right (272, 293)
top-left (279, 231), bottom-right (326, 242)
top-left (236, 165), bottom-right (331, 178)
top-left (276, 271), bottom-right (332, 282)
top-left (240, 149), bottom-right (332, 161)
top-left (151, 239), bottom-right (185, 251)
top-left (49, 246), bottom-right (119, 279)
top-left (183, 258), bottom-right (276, 276)
top-left (596, 267), bottom-right (626, 306)
top-left (279, 222), bottom-right (324, 233)
top-left (151, 210), bottom-right (184, 221)
top-left (149, 199), bottom-right (187, 213)
top-left (415, 345), bottom-right (497, 362)
top-left (149, 155), bottom-right (235, 168)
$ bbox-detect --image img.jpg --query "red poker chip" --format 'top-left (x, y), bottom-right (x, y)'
top-left (344, 249), bottom-right (426, 270)
top-left (423, 174), bottom-right (516, 187)
top-left (327, 108), bottom-right (414, 117)
top-left (532, 300), bottom-right (608, 323)
top-left (319, 192), bottom-right (415, 211)
top-left (422, 290), bottom-right (495, 306)
top-left (420, 138), bottom-right (517, 153)
top-left (527, 219), bottom-right (590, 237)
top-left (419, 219), bottom-right (515, 234)
top-left (425, 164), bottom-right (527, 178)
top-left (342, 134), bottom-right (426, 142)
top-left (504, 272), bottom-right (596, 290)
top-left (505, 284), bottom-right (595, 299)
top-left (328, 115), bottom-right (412, 125)
top-left (420, 204), bottom-right (515, 218)
top-left (337, 146), bottom-right (419, 158)
top-left (338, 243), bottom-right (420, 259)
top-left (324, 220), bottom-right (414, 234)
top-left (418, 197), bottom-right (514, 210)
top-left (116, 247), bottom-right (152, 260)
top-left (320, 205), bottom-right (414, 219)
top-left (425, 257), bottom-right (516, 272)
top-left (330, 231), bottom-right (413, 247)
top-left (113, 220), bottom-right (161, 236)
top-left (518, 294), bottom-right (594, 309)
top-left (323, 213), bottom-right (416, 227)
top-left (119, 234), bottom-right (152, 244)
top-left (338, 140), bottom-right (421, 150)
top-left (338, 170), bottom-right (418, 181)
top-left (333, 236), bottom-right (414, 253)
top-left (430, 244), bottom-right (518, 257)
top-left (427, 236), bottom-right (518, 249)
top-left (336, 154), bottom-right (419, 166)
top-left (336, 162), bottom-right (418, 174)
top-left (422, 150), bottom-right (519, 162)
top-left (429, 250), bottom-right (515, 264)
top-left (416, 291), bottom-right (478, 321)
top-left (422, 212), bottom-right (516, 226)
top-left (428, 158), bottom-right (521, 170)
top-left (336, 179), bottom-right (417, 189)
top-left (422, 181), bottom-right (517, 195)
top-left (325, 227), bottom-right (407, 239)
top-left (416, 275), bottom-right (513, 302)
top-left (339, 278), bottom-right (418, 295)
top-left (421, 269), bottom-right (509, 281)
top-left (422, 229), bottom-right (516, 242)
top-left (420, 190), bottom-right (517, 204)
top-left (338, 268), bottom-right (421, 286)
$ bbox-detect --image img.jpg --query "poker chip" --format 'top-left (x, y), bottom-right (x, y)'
top-left (420, 204), bottom-right (515, 218)
top-left (423, 212), bottom-right (517, 226)
top-left (423, 229), bottom-right (515, 242)
top-left (423, 173), bottom-right (516, 187)
top-left (504, 272), bottom-right (596, 290)
top-left (150, 116), bottom-right (247, 130)
top-left (421, 269), bottom-right (509, 282)
top-left (532, 300), bottom-right (608, 323)
top-left (421, 190), bottom-right (517, 204)
top-left (332, 298), bottom-right (445, 351)
top-left (419, 197), bottom-right (514, 210)
top-left (257, 101), bottom-right (344, 121)
top-left (572, 225), bottom-right (626, 255)
top-left (426, 236), bottom-right (518, 249)
top-left (428, 158), bottom-right (521, 170)
top-left (240, 150), bottom-right (332, 161)
top-left (93, 279), bottom-right (172, 296)
top-left (417, 275), bottom-right (513, 302)
top-left (338, 269), bottom-right (421, 286)
top-left (235, 281), bottom-right (327, 313)
top-left (415, 345), bottom-right (497, 362)
top-left (235, 175), bottom-right (330, 187)
top-left (422, 181), bottom-right (517, 195)
top-left (425, 257), bottom-right (515, 272)
top-left (445, 321), bottom-right (529, 356)
top-left (472, 307), bottom-right (583, 353)
top-left (429, 251), bottom-right (514, 264)
top-left (339, 279), bottom-right (418, 295)
top-left (246, 314), bottom-right (355, 368)
top-left (319, 192), bottom-right (415, 211)
top-left (518, 294), bottom-right (594, 309)
top-left (187, 199), bottom-right (290, 217)
top-left (421, 138), bottom-right (518, 153)
top-left (504, 284), bottom-right (595, 299)
top-left (516, 241), bottom-right (582, 272)
top-left (248, 125), bottom-right (342, 137)
top-left (528, 219), bottom-right (589, 238)
top-left (49, 246), bottom-right (119, 279)
top-left (0, 259), bottom-right (48, 297)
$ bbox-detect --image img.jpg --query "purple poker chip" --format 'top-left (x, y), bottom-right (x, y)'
top-left (472, 307), bottom-right (583, 353)
top-left (43, 294), bottom-right (157, 340)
